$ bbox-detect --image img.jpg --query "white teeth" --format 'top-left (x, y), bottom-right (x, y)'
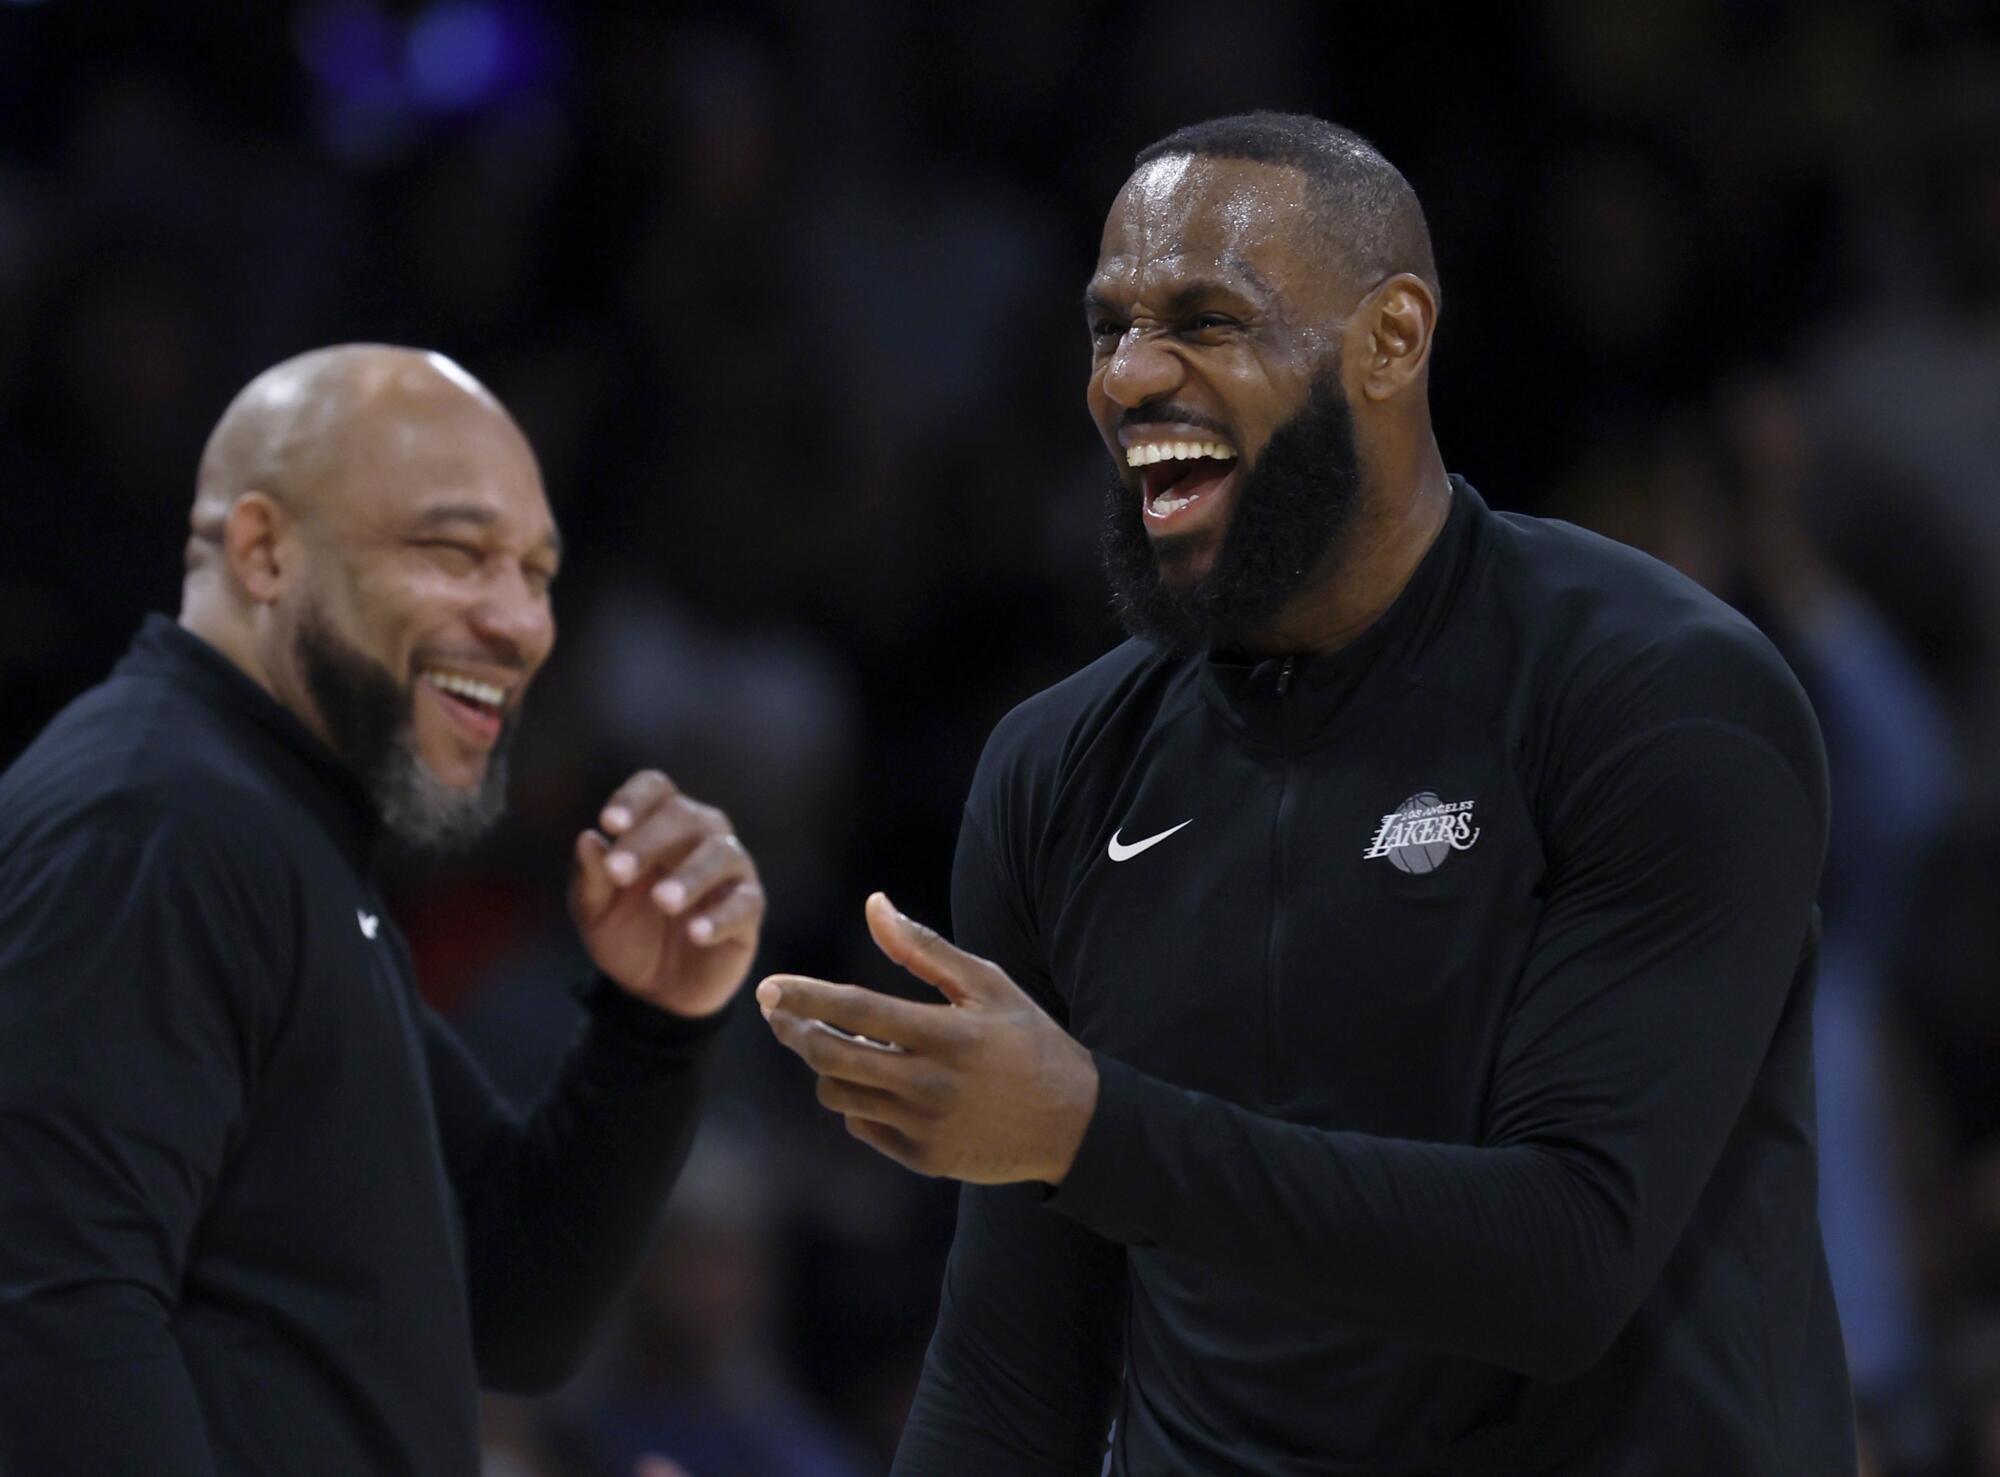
top-left (1124, 440), bottom-right (1240, 467)
top-left (425, 672), bottom-right (506, 709)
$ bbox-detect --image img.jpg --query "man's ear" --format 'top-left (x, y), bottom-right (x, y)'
top-left (1351, 272), bottom-right (1439, 402)
top-left (222, 492), bottom-right (294, 605)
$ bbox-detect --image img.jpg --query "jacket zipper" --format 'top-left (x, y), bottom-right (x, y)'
top-left (1265, 764), bottom-right (1295, 1101)
top-left (1265, 653), bottom-right (1297, 1100)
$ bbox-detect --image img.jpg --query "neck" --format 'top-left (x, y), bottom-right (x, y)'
top-left (179, 589), bottom-right (291, 715)
top-left (179, 585), bottom-right (354, 777)
top-left (1242, 438), bottom-right (1452, 656)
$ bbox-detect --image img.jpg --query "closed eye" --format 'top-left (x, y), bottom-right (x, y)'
top-left (414, 540), bottom-right (482, 573)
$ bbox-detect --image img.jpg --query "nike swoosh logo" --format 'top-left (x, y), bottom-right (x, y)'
top-left (1107, 819), bottom-right (1192, 862)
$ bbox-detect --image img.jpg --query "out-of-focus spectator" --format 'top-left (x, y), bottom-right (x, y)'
top-left (1803, 62), bottom-right (2000, 761)
top-left (553, 1123), bottom-right (871, 1477)
top-left (1554, 370), bottom-right (1960, 1465)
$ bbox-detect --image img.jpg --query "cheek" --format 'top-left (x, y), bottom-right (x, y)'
top-left (1210, 357), bottom-right (1299, 447)
top-left (347, 570), bottom-right (442, 664)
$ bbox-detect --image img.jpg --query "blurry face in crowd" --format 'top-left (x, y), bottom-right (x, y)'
top-left (1086, 155), bottom-right (1366, 651)
top-left (282, 371), bottom-right (560, 848)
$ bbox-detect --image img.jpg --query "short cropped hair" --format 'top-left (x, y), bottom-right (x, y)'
top-left (1135, 111), bottom-right (1438, 297)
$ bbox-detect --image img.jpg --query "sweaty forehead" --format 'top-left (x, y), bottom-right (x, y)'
top-left (1094, 155), bottom-right (1322, 305)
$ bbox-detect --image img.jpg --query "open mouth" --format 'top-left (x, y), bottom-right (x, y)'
top-left (1127, 438), bottom-right (1240, 528)
top-left (420, 669), bottom-right (510, 744)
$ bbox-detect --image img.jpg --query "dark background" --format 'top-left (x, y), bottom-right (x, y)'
top-left (3, 2), bottom-right (1998, 1473)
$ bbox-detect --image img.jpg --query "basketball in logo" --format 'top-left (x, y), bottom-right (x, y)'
top-left (1387, 791), bottom-right (1450, 874)
top-left (1361, 790), bottom-right (1481, 871)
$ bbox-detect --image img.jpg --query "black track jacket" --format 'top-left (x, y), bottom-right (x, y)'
top-left (895, 481), bottom-right (1855, 1475)
top-left (0, 618), bottom-right (727, 1475)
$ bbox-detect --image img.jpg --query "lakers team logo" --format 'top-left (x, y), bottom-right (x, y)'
top-left (1362, 791), bottom-right (1480, 874)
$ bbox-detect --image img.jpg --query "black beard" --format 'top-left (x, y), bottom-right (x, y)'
top-left (1100, 368), bottom-right (1364, 654)
top-left (294, 607), bottom-right (515, 852)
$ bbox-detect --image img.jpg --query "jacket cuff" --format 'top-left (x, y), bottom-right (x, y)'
top-left (570, 974), bottom-right (738, 1066)
top-left (1043, 1052), bottom-right (1160, 1243)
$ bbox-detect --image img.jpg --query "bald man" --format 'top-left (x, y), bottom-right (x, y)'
top-left (759, 114), bottom-right (1857, 1472)
top-left (0, 346), bottom-right (765, 1474)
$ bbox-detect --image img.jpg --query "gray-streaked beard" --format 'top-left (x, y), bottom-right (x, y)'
top-left (370, 727), bottom-right (511, 853)
top-left (294, 606), bottom-right (516, 852)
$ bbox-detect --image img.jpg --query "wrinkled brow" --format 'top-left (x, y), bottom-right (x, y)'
top-left (1084, 273), bottom-right (1268, 320)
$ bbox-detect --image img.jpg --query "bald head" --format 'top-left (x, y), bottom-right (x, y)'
top-left (187, 344), bottom-right (517, 580)
top-left (1133, 112), bottom-right (1437, 306)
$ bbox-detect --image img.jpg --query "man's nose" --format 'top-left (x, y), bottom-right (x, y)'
top-left (468, 570), bottom-right (555, 669)
top-left (1099, 326), bottom-right (1185, 411)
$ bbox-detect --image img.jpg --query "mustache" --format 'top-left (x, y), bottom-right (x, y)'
top-left (1118, 403), bottom-right (1233, 439)
top-left (408, 648), bottom-right (532, 682)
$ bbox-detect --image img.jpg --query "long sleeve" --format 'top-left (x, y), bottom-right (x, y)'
top-left (0, 814), bottom-right (293, 1475)
top-left (892, 813), bottom-right (1127, 1475)
top-left (1047, 717), bottom-right (1828, 1380)
top-left (423, 976), bottom-right (730, 1393)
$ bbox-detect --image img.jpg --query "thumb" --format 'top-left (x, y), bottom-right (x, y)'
top-left (866, 891), bottom-right (998, 1006)
top-left (573, 829), bottom-right (617, 920)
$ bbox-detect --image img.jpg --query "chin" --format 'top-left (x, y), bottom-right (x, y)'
top-left (426, 761), bottom-right (489, 794)
top-left (1151, 547), bottom-right (1218, 590)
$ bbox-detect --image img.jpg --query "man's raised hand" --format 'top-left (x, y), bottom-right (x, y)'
top-left (758, 893), bottom-right (1098, 1185)
top-left (571, 770), bottom-right (765, 1019)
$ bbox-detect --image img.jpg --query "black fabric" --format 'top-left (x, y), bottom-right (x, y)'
top-left (0, 616), bottom-right (725, 1475)
top-left (894, 481), bottom-right (1855, 1476)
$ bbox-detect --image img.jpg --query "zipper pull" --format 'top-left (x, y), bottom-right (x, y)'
top-left (1275, 654), bottom-right (1296, 697)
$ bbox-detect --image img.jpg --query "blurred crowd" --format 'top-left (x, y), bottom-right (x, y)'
top-left (3, 1), bottom-right (1998, 1473)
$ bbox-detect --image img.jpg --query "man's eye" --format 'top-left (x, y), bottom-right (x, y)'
top-left (1186, 313), bottom-right (1235, 333)
top-left (1089, 319), bottom-right (1126, 343)
top-left (417, 541), bottom-right (481, 572)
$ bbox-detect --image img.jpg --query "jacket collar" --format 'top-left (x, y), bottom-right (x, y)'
top-left (1196, 475), bottom-right (1483, 754)
top-left (116, 615), bottom-right (384, 867)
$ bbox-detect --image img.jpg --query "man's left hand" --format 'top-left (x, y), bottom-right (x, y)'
top-left (758, 893), bottom-right (1098, 1185)
top-left (570, 770), bottom-right (765, 1019)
